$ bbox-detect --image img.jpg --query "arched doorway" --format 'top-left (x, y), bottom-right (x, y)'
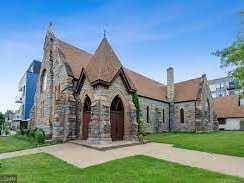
top-left (82, 96), bottom-right (91, 140)
top-left (110, 95), bottom-right (124, 141)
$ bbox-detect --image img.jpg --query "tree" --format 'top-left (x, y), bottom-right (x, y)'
top-left (0, 112), bottom-right (5, 135)
top-left (214, 10), bottom-right (244, 92)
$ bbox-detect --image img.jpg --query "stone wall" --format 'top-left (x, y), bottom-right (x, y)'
top-left (173, 101), bottom-right (196, 132)
top-left (33, 37), bottom-right (76, 141)
top-left (139, 96), bottom-right (169, 133)
top-left (79, 75), bottom-right (137, 143)
top-left (195, 77), bottom-right (217, 131)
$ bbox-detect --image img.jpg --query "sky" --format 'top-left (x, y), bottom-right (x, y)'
top-left (0, 0), bottom-right (243, 112)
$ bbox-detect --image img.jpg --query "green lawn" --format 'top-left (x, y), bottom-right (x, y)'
top-left (145, 131), bottom-right (244, 157)
top-left (0, 135), bottom-right (40, 153)
top-left (0, 153), bottom-right (243, 183)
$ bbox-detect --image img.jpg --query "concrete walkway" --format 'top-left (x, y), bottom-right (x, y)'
top-left (1, 142), bottom-right (244, 178)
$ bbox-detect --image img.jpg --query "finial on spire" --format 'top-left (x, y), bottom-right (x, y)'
top-left (103, 29), bottom-right (106, 38)
top-left (47, 21), bottom-right (54, 34)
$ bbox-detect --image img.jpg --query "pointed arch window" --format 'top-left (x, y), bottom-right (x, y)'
top-left (163, 109), bottom-right (165, 123)
top-left (40, 70), bottom-right (47, 92)
top-left (146, 106), bottom-right (150, 123)
top-left (110, 95), bottom-right (123, 111)
top-left (180, 108), bottom-right (184, 123)
top-left (84, 96), bottom-right (91, 112)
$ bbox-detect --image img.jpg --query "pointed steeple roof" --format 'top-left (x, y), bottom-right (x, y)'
top-left (86, 37), bottom-right (122, 84)
top-left (44, 22), bottom-right (55, 49)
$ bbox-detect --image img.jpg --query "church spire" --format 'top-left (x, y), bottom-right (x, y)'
top-left (47, 21), bottom-right (53, 33)
top-left (46, 21), bottom-right (55, 38)
top-left (44, 21), bottom-right (55, 49)
top-left (103, 29), bottom-right (106, 38)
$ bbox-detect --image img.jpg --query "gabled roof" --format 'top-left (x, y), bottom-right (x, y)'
top-left (124, 68), bottom-right (167, 101)
top-left (52, 36), bottom-right (203, 103)
top-left (56, 39), bottom-right (92, 78)
top-left (125, 68), bottom-right (202, 102)
top-left (175, 77), bottom-right (202, 102)
top-left (213, 95), bottom-right (244, 118)
top-left (85, 37), bottom-right (122, 84)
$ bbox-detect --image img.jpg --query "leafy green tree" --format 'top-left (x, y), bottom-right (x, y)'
top-left (214, 11), bottom-right (244, 91)
top-left (0, 112), bottom-right (5, 135)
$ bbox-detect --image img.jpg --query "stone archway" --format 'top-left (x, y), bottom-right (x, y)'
top-left (110, 95), bottom-right (124, 141)
top-left (82, 96), bottom-right (91, 140)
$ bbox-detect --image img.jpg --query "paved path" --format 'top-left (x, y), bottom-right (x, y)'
top-left (1, 142), bottom-right (244, 178)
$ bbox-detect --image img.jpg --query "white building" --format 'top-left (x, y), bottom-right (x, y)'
top-left (209, 77), bottom-right (243, 98)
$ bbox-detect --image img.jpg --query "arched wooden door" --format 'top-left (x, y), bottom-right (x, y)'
top-left (82, 96), bottom-right (91, 140)
top-left (110, 96), bottom-right (124, 141)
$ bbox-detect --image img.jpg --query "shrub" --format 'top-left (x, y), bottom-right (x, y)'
top-left (16, 130), bottom-right (22, 135)
top-left (29, 129), bottom-right (35, 138)
top-left (34, 128), bottom-right (45, 144)
top-left (4, 129), bottom-right (10, 136)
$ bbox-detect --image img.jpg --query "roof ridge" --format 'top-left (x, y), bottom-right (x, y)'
top-left (56, 38), bottom-right (92, 56)
top-left (125, 68), bottom-right (165, 86)
top-left (175, 77), bottom-right (202, 85)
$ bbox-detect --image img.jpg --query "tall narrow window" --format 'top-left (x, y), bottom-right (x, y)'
top-left (180, 108), bottom-right (184, 123)
top-left (163, 109), bottom-right (165, 123)
top-left (40, 70), bottom-right (47, 92)
top-left (146, 106), bottom-right (149, 123)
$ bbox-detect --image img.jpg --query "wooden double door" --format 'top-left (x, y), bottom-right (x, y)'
top-left (110, 110), bottom-right (124, 141)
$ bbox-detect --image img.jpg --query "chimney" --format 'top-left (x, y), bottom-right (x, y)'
top-left (167, 67), bottom-right (174, 101)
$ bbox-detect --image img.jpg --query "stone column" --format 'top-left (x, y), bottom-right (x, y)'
top-left (87, 96), bottom-right (112, 144)
top-left (63, 93), bottom-right (77, 141)
top-left (125, 102), bottom-right (138, 140)
top-left (52, 98), bottom-right (65, 141)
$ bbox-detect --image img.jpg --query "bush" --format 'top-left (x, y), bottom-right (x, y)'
top-left (19, 129), bottom-right (29, 136)
top-left (34, 128), bottom-right (45, 144)
top-left (29, 129), bottom-right (35, 138)
top-left (4, 129), bottom-right (10, 136)
top-left (16, 130), bottom-right (22, 135)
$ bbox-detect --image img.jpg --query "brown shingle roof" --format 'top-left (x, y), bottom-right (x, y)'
top-left (175, 77), bottom-right (202, 102)
top-left (124, 68), bottom-right (167, 101)
top-left (55, 37), bottom-right (203, 103)
top-left (57, 39), bottom-right (92, 78)
top-left (86, 38), bottom-right (122, 83)
top-left (213, 95), bottom-right (244, 118)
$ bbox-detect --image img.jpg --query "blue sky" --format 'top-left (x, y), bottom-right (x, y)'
top-left (0, 0), bottom-right (243, 112)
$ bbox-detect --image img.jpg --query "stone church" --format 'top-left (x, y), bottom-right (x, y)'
top-left (31, 24), bottom-right (218, 144)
